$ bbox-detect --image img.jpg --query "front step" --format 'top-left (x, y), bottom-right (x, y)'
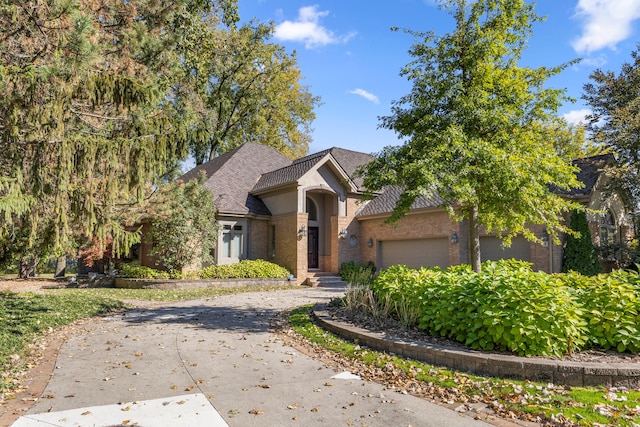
top-left (304, 273), bottom-right (348, 288)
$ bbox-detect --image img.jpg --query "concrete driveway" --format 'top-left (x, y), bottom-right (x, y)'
top-left (12, 286), bottom-right (491, 426)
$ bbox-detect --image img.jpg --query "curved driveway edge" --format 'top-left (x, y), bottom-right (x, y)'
top-left (11, 288), bottom-right (494, 427)
top-left (312, 305), bottom-right (640, 388)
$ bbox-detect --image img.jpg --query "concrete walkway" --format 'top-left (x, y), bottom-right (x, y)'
top-left (12, 286), bottom-right (492, 426)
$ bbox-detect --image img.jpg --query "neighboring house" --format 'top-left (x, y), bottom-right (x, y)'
top-left (138, 143), bottom-right (632, 283)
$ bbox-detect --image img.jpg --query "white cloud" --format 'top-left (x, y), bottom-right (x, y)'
top-left (274, 5), bottom-right (356, 49)
top-left (572, 0), bottom-right (640, 54)
top-left (563, 109), bottom-right (591, 125)
top-left (349, 89), bottom-right (380, 104)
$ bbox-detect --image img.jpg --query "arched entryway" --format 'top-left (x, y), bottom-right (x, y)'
top-left (305, 192), bottom-right (338, 271)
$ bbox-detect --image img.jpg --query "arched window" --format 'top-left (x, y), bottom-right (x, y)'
top-left (600, 210), bottom-right (617, 245)
top-left (306, 197), bottom-right (318, 221)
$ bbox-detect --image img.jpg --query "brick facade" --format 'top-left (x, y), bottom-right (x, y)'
top-left (249, 219), bottom-right (269, 260)
top-left (359, 209), bottom-right (462, 268)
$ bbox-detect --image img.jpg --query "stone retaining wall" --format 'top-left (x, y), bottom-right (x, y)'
top-left (313, 306), bottom-right (640, 388)
top-left (115, 277), bottom-right (291, 290)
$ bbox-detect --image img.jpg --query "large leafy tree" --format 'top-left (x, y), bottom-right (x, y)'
top-left (176, 18), bottom-right (320, 164)
top-left (360, 0), bottom-right (582, 271)
top-left (583, 46), bottom-right (640, 205)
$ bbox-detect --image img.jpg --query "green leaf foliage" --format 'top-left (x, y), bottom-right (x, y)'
top-left (339, 261), bottom-right (377, 286)
top-left (199, 259), bottom-right (290, 279)
top-left (360, 0), bottom-right (582, 271)
top-left (562, 210), bottom-right (601, 275)
top-left (371, 260), bottom-right (640, 357)
top-left (119, 259), bottom-right (289, 280)
top-left (148, 174), bottom-right (218, 272)
top-left (583, 46), bottom-right (640, 206)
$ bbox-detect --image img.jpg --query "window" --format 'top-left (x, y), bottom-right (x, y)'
top-left (222, 224), bottom-right (244, 259)
top-left (306, 197), bottom-right (318, 221)
top-left (600, 210), bottom-right (617, 245)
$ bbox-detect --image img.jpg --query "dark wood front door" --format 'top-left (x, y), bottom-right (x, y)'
top-left (308, 226), bottom-right (319, 269)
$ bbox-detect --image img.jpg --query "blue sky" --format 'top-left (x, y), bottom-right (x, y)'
top-left (237, 0), bottom-right (640, 155)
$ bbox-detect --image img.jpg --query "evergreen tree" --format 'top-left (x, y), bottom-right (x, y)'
top-left (562, 210), bottom-right (600, 276)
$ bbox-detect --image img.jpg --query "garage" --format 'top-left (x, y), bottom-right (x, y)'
top-left (379, 238), bottom-right (450, 270)
top-left (480, 236), bottom-right (531, 262)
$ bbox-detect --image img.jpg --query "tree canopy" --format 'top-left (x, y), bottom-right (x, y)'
top-left (149, 174), bottom-right (218, 272)
top-left (0, 0), bottom-right (317, 274)
top-left (360, 0), bottom-right (583, 271)
top-left (176, 18), bottom-right (320, 164)
top-left (583, 46), bottom-right (640, 206)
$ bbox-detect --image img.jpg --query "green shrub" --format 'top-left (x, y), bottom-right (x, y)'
top-left (571, 270), bottom-right (640, 352)
top-left (372, 260), bottom-right (640, 356)
top-left (118, 263), bottom-right (171, 279)
top-left (199, 259), bottom-right (289, 279)
top-left (339, 261), bottom-right (376, 286)
top-left (372, 260), bottom-right (589, 357)
top-left (119, 260), bottom-right (289, 280)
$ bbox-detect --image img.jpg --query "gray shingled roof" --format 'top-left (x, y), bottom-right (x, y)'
top-left (252, 147), bottom-right (373, 193)
top-left (555, 154), bottom-right (612, 197)
top-left (356, 154), bottom-right (611, 218)
top-left (180, 143), bottom-right (292, 215)
top-left (356, 186), bottom-right (445, 217)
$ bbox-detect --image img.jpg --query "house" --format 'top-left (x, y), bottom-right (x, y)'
top-left (139, 143), bottom-right (632, 283)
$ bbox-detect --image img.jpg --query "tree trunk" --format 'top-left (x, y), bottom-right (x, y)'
top-left (54, 256), bottom-right (66, 278)
top-left (469, 204), bottom-right (482, 272)
top-left (18, 257), bottom-right (39, 278)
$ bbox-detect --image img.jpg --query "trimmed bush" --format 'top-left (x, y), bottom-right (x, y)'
top-left (199, 259), bottom-right (289, 279)
top-left (119, 259), bottom-right (289, 280)
top-left (119, 263), bottom-right (171, 279)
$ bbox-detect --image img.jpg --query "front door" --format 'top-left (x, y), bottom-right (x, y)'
top-left (308, 226), bottom-right (319, 269)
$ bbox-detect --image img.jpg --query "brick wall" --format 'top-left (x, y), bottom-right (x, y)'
top-left (270, 212), bottom-right (309, 284)
top-left (359, 209), bottom-right (461, 268)
top-left (358, 209), bottom-right (559, 272)
top-left (249, 219), bottom-right (269, 260)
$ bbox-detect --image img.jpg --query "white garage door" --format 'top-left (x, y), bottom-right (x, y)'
top-left (380, 238), bottom-right (450, 270)
top-left (480, 236), bottom-right (531, 262)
